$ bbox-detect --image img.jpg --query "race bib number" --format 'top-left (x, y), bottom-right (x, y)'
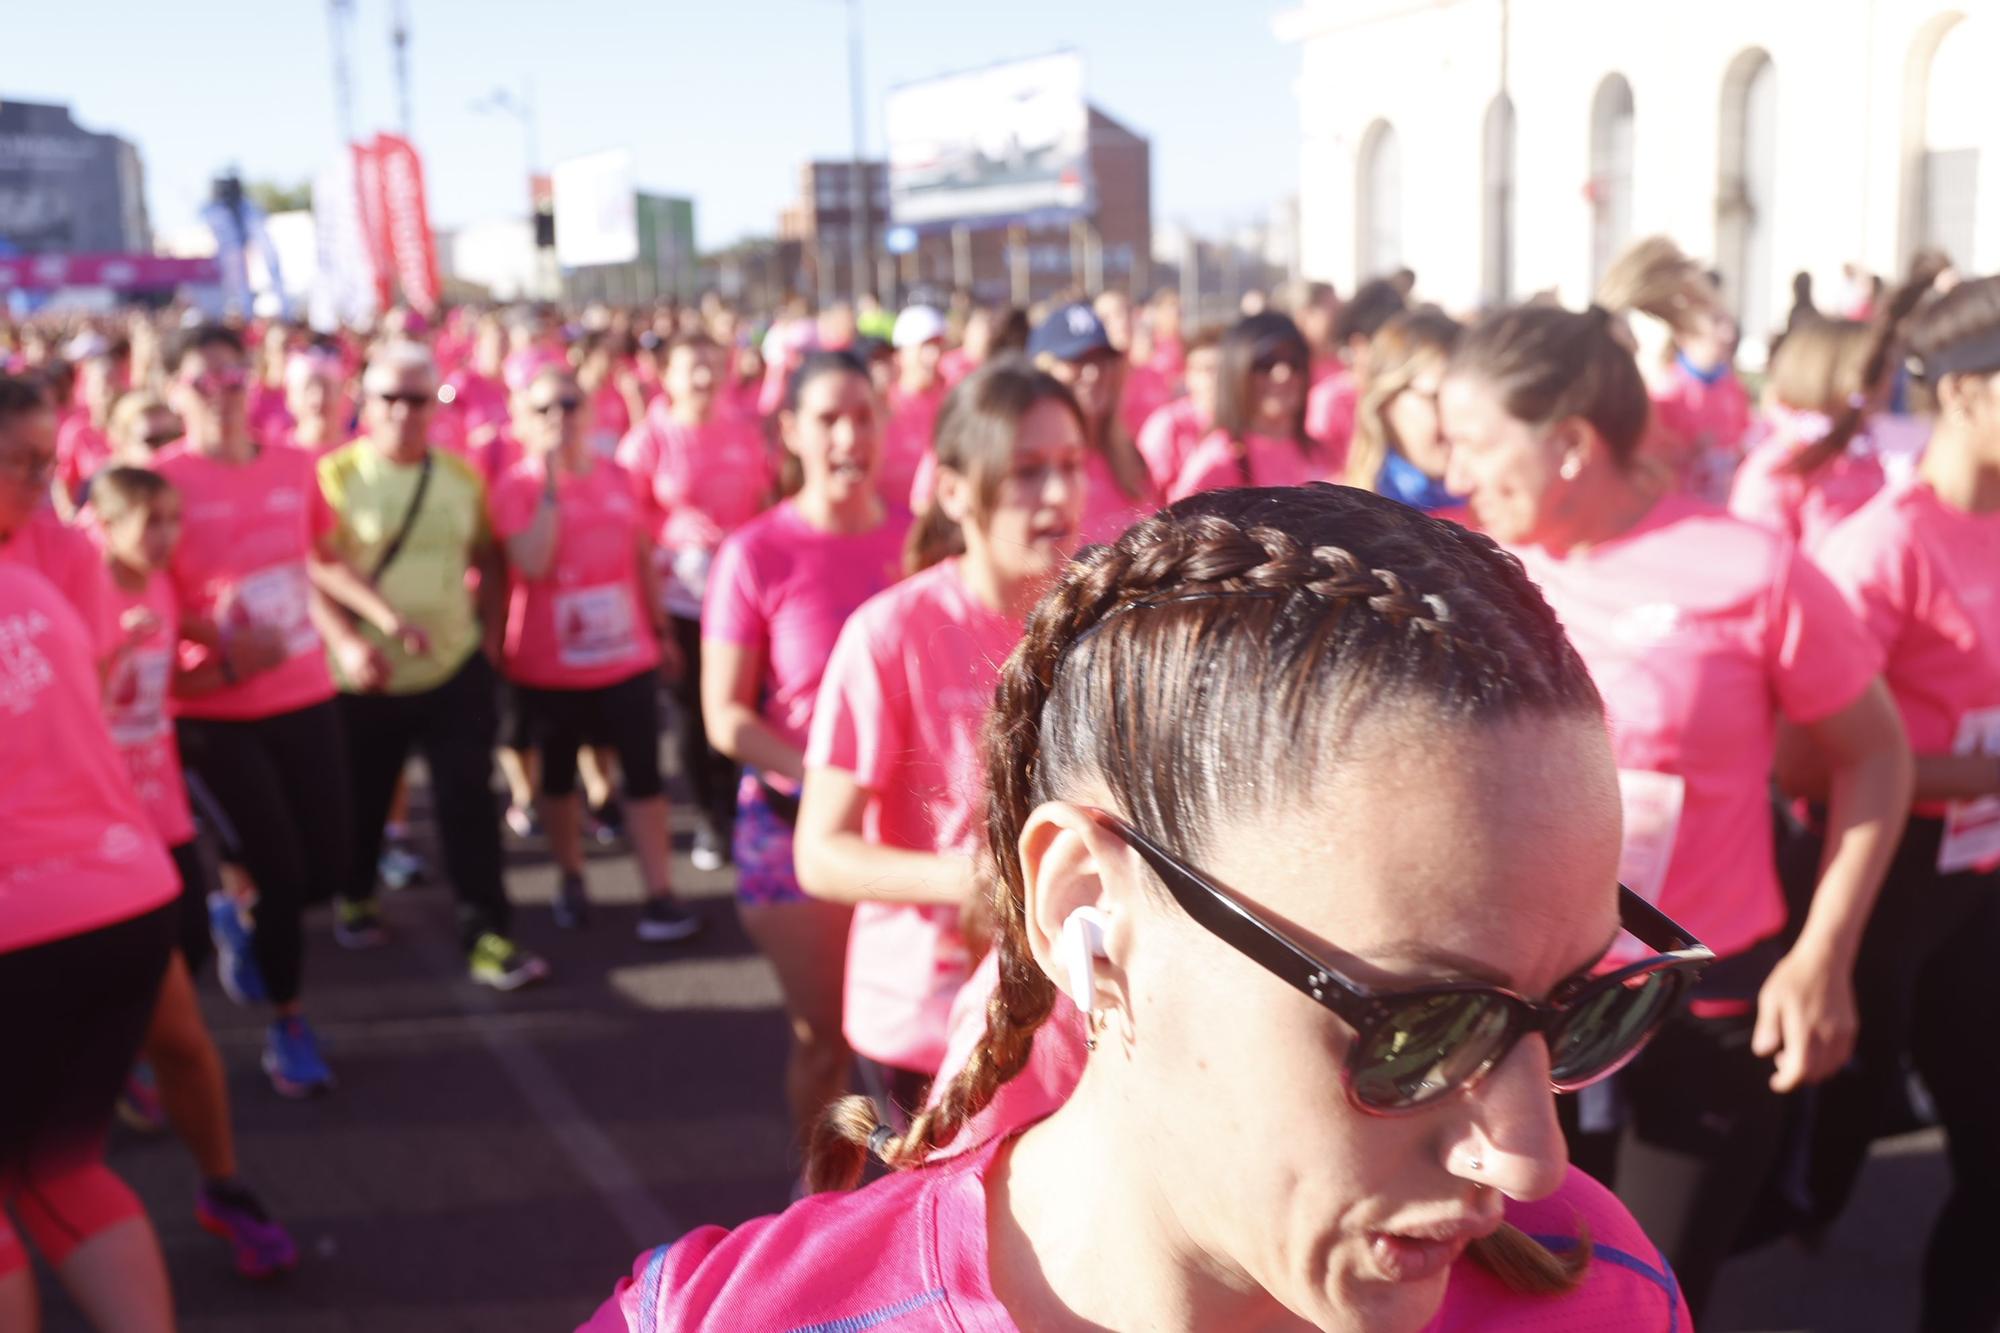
top-left (106, 646), bottom-right (171, 747)
top-left (1939, 707), bottom-right (2000, 874)
top-left (1617, 769), bottom-right (1687, 905)
top-left (226, 563), bottom-right (320, 659)
top-left (555, 583), bottom-right (638, 669)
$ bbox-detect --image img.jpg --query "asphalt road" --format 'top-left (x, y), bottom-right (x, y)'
top-left (40, 801), bottom-right (1947, 1332)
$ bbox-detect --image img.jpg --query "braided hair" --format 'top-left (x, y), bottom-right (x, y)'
top-left (808, 483), bottom-right (1606, 1295)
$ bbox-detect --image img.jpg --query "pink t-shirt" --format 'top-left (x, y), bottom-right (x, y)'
top-left (587, 383), bottom-right (633, 459)
top-left (805, 558), bottom-right (1020, 1071)
top-left (154, 444), bottom-right (337, 722)
top-left (1651, 363), bottom-right (1752, 503)
top-left (1168, 429), bottom-right (1327, 502)
top-left (1513, 495), bottom-right (1881, 959)
top-left (0, 507), bottom-right (118, 664)
top-left (1119, 363), bottom-right (1172, 443)
top-left (882, 382), bottom-right (946, 514)
top-left (1307, 367), bottom-right (1358, 458)
top-left (579, 1133), bottom-right (1687, 1333)
top-left (436, 368), bottom-right (511, 457)
top-left (56, 414), bottom-right (110, 500)
top-left (1816, 479), bottom-right (2000, 816)
top-left (0, 563), bottom-right (179, 954)
top-left (246, 383), bottom-right (294, 451)
top-left (701, 500), bottom-right (907, 762)
top-left (1136, 395), bottom-right (1209, 492)
top-left (616, 405), bottom-right (774, 615)
top-left (938, 347), bottom-right (979, 387)
top-left (490, 456), bottom-right (660, 691)
top-left (1728, 421), bottom-right (1889, 554)
top-left (103, 571), bottom-right (194, 846)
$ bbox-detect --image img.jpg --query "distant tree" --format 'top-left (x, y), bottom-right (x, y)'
top-left (245, 180), bottom-right (313, 214)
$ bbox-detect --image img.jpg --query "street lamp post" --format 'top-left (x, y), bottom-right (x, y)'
top-left (845, 0), bottom-right (871, 306)
top-left (472, 81), bottom-right (547, 298)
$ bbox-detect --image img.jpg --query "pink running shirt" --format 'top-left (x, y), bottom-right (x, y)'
top-left (1650, 362), bottom-right (1752, 502)
top-left (1728, 422), bottom-right (1889, 554)
top-left (1136, 395), bottom-right (1208, 492)
top-left (490, 456), bottom-right (661, 691)
top-left (701, 500), bottom-right (908, 761)
top-left (1816, 479), bottom-right (2000, 818)
top-left (1512, 494), bottom-right (1881, 959)
top-left (153, 443), bottom-right (337, 722)
top-left (882, 382), bottom-right (946, 514)
top-left (1119, 363), bottom-right (1172, 443)
top-left (616, 404), bottom-right (774, 618)
top-left (1168, 429), bottom-right (1327, 502)
top-left (0, 563), bottom-right (178, 954)
top-left (1307, 366), bottom-right (1359, 458)
top-left (56, 415), bottom-right (110, 500)
top-left (0, 507), bottom-right (118, 664)
top-left (579, 1133), bottom-right (1687, 1332)
top-left (103, 571), bottom-right (194, 846)
top-left (805, 558), bottom-right (1020, 1071)
top-left (927, 950), bottom-right (1089, 1157)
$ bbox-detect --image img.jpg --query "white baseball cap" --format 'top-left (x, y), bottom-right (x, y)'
top-left (891, 305), bottom-right (948, 350)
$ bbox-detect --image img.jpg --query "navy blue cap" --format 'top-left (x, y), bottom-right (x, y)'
top-left (1028, 302), bottom-right (1115, 362)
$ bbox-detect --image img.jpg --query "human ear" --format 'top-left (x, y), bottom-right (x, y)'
top-left (1019, 802), bottom-right (1134, 1019)
top-left (934, 464), bottom-right (974, 527)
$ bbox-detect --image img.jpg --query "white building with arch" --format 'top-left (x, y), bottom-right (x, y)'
top-left (1277, 0), bottom-right (1997, 355)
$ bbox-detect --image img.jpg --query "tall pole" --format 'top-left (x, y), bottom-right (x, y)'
top-left (327, 0), bottom-right (357, 146)
top-left (845, 0), bottom-right (870, 305)
top-left (391, 0), bottom-right (413, 138)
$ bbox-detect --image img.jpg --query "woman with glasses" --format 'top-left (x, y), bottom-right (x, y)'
top-left (1345, 307), bottom-right (1464, 514)
top-left (155, 325), bottom-right (418, 1099)
top-left (489, 365), bottom-right (700, 943)
top-left (1440, 303), bottom-right (1913, 1318)
top-left (584, 483), bottom-right (1701, 1332)
top-left (1168, 311), bottom-right (1325, 500)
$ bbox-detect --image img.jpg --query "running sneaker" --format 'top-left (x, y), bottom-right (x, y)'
top-left (208, 892), bottom-right (268, 1006)
top-left (334, 898), bottom-right (388, 950)
top-left (689, 824), bottom-right (728, 873)
top-left (551, 874), bottom-right (590, 930)
top-left (262, 1017), bottom-right (333, 1099)
top-left (377, 840), bottom-right (428, 892)
top-left (589, 796), bottom-right (627, 847)
top-left (637, 896), bottom-right (702, 943)
top-left (116, 1063), bottom-right (168, 1135)
top-left (195, 1180), bottom-right (300, 1279)
top-left (468, 933), bottom-right (552, 991)
top-left (504, 803), bottom-right (541, 840)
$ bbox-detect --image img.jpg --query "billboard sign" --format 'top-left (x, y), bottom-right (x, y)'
top-left (886, 51), bottom-right (1092, 229)
top-left (552, 149), bottom-right (638, 268)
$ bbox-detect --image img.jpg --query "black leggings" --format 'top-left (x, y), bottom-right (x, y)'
top-left (175, 699), bottom-right (352, 1007)
top-left (1804, 816), bottom-right (2000, 1333)
top-left (337, 652), bottom-right (513, 950)
top-left (0, 904), bottom-right (174, 1197)
top-left (1560, 956), bottom-right (1786, 1321)
top-left (515, 669), bottom-right (665, 800)
top-left (670, 613), bottom-right (738, 837)
top-left (167, 838), bottom-right (216, 974)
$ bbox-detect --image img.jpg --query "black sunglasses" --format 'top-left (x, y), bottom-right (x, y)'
top-left (374, 390), bottom-right (433, 408)
top-left (1090, 811), bottom-right (1713, 1114)
top-left (533, 396), bottom-right (584, 416)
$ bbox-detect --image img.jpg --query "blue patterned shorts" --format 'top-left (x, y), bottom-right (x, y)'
top-left (732, 779), bottom-right (807, 906)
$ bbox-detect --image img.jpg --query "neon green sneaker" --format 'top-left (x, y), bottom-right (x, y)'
top-left (334, 899), bottom-right (387, 950)
top-left (468, 933), bottom-right (550, 992)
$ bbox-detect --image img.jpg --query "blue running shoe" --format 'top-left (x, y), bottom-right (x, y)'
top-left (262, 1017), bottom-right (333, 1099)
top-left (208, 892), bottom-right (267, 1005)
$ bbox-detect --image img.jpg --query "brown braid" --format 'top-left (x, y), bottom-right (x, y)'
top-left (806, 484), bottom-right (1603, 1296)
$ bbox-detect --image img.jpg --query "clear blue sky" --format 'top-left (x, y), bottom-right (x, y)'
top-left (12, 0), bottom-right (1301, 250)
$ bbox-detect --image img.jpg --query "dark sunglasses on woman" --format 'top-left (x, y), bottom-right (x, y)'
top-left (1088, 810), bottom-right (1713, 1114)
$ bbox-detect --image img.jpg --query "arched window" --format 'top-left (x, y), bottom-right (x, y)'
top-left (1717, 50), bottom-right (1778, 352)
top-left (1482, 95), bottom-right (1516, 304)
top-left (1919, 14), bottom-right (1983, 268)
top-left (1356, 120), bottom-right (1401, 280)
top-left (1589, 75), bottom-right (1635, 287)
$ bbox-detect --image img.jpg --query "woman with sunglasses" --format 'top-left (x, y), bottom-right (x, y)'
top-left (1168, 312), bottom-right (1325, 501)
top-left (156, 325), bottom-right (420, 1099)
top-left (490, 365), bottom-right (699, 943)
top-left (583, 483), bottom-right (1700, 1332)
top-left (1440, 303), bottom-right (1913, 1318)
top-left (1809, 275), bottom-right (2000, 1332)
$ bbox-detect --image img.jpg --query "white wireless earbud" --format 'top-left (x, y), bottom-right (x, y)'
top-left (1058, 907), bottom-right (1110, 1011)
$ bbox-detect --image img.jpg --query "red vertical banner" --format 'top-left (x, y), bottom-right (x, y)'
top-left (374, 133), bottom-right (443, 317)
top-left (351, 138), bottom-right (395, 311)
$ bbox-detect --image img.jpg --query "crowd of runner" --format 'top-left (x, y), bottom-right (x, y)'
top-left (2, 239), bottom-right (1996, 1332)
